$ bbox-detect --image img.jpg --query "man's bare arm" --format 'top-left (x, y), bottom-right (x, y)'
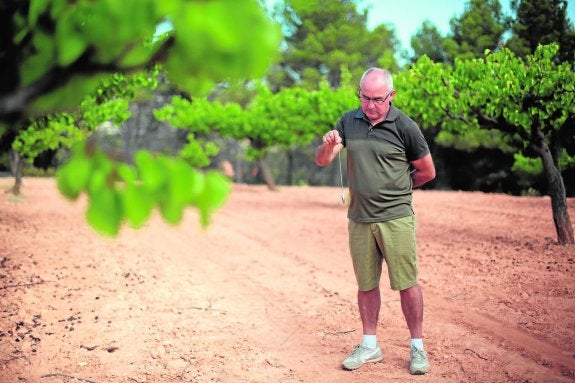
top-left (411, 153), bottom-right (436, 188)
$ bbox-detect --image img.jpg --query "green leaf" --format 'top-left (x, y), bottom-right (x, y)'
top-left (117, 163), bottom-right (138, 183)
top-left (158, 197), bottom-right (184, 225)
top-left (50, 0), bottom-right (68, 18)
top-left (87, 167), bottom-right (110, 195)
top-left (156, 157), bottom-right (195, 224)
top-left (56, 155), bottom-right (93, 200)
top-left (20, 31), bottom-right (55, 85)
top-left (134, 150), bottom-right (166, 193)
top-left (165, 54), bottom-right (214, 95)
top-left (29, 0), bottom-right (51, 26)
top-left (55, 10), bottom-right (88, 66)
top-left (117, 43), bottom-right (157, 68)
top-left (165, 158), bottom-right (196, 206)
top-left (195, 171), bottom-right (230, 227)
top-left (86, 188), bottom-right (122, 236)
top-left (120, 184), bottom-right (154, 228)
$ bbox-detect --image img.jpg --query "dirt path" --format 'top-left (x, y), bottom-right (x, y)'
top-left (1, 178), bottom-right (574, 382)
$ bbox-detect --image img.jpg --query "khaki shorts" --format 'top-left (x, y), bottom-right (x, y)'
top-left (348, 215), bottom-right (418, 291)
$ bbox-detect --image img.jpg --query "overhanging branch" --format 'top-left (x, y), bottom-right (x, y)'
top-left (0, 36), bottom-right (174, 119)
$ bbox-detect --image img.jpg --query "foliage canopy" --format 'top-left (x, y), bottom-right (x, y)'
top-left (0, 0), bottom-right (282, 235)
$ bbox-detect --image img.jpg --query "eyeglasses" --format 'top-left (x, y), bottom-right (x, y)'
top-left (357, 89), bottom-right (393, 105)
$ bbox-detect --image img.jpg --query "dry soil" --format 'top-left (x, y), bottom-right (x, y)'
top-left (1, 177), bottom-right (574, 383)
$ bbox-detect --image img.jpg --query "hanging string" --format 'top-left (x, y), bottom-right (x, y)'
top-left (338, 151), bottom-right (345, 205)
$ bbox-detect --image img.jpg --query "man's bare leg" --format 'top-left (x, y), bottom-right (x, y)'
top-left (358, 286), bottom-right (381, 335)
top-left (400, 283), bottom-right (423, 338)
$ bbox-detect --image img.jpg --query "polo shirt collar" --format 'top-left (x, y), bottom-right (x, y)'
top-left (354, 103), bottom-right (400, 125)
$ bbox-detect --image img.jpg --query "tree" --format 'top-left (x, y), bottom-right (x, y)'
top-left (396, 44), bottom-right (574, 244)
top-left (410, 21), bottom-right (450, 64)
top-left (5, 68), bottom-right (159, 195)
top-left (268, 0), bottom-right (399, 89)
top-left (444, 0), bottom-right (507, 62)
top-left (1, 1), bottom-right (280, 120)
top-left (0, 0), bottom-right (281, 235)
top-left (406, 0), bottom-right (513, 194)
top-left (506, 0), bottom-right (575, 63)
top-left (155, 77), bottom-right (357, 190)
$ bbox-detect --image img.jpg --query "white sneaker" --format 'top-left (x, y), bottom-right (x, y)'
top-left (409, 346), bottom-right (429, 375)
top-left (341, 344), bottom-right (383, 370)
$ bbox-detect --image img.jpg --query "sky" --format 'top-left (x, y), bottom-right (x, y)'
top-left (358, 0), bottom-right (575, 54)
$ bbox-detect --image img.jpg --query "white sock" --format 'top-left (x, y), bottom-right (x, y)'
top-left (411, 338), bottom-right (424, 350)
top-left (362, 334), bottom-right (377, 349)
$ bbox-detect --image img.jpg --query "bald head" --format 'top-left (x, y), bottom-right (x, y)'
top-left (359, 67), bottom-right (393, 93)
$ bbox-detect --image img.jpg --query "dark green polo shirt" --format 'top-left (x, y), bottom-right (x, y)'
top-left (335, 104), bottom-right (429, 223)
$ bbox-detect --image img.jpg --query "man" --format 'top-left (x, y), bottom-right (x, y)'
top-left (315, 67), bottom-right (435, 375)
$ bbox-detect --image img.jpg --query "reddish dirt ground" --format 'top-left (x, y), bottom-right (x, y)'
top-left (1, 177), bottom-right (574, 383)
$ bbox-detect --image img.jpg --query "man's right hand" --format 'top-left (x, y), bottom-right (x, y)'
top-left (316, 130), bottom-right (343, 166)
top-left (322, 130), bottom-right (342, 146)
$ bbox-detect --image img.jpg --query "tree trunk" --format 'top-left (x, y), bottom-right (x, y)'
top-left (257, 157), bottom-right (277, 191)
top-left (8, 150), bottom-right (24, 195)
top-left (287, 149), bottom-right (294, 185)
top-left (540, 143), bottom-right (574, 245)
